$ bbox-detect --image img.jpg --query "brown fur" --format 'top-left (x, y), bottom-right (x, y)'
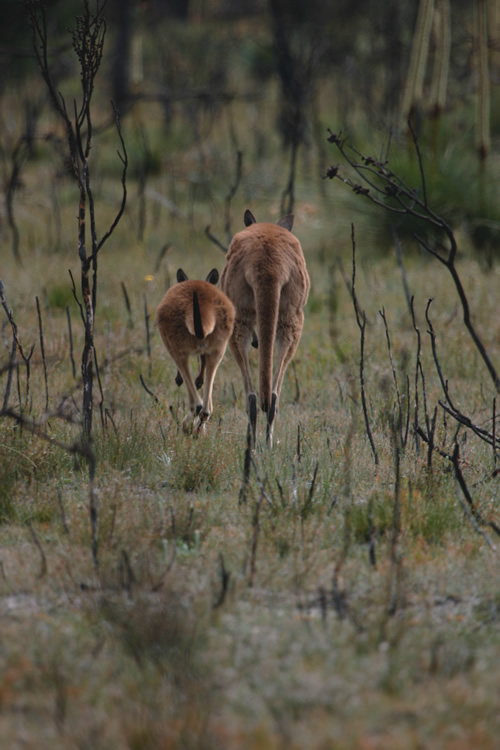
top-left (221, 210), bottom-right (310, 444)
top-left (156, 269), bottom-right (235, 432)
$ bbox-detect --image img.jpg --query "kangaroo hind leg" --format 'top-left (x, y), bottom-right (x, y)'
top-left (193, 351), bottom-right (223, 433)
top-left (174, 355), bottom-right (203, 432)
top-left (229, 318), bottom-right (258, 444)
top-left (266, 314), bottom-right (303, 445)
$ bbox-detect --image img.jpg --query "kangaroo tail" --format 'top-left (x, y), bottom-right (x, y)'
top-left (193, 291), bottom-right (204, 340)
top-left (255, 281), bottom-right (279, 413)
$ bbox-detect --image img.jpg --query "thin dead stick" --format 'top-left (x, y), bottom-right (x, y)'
top-left (300, 461), bottom-right (319, 520)
top-left (26, 520), bottom-right (48, 578)
top-left (438, 400), bottom-right (500, 450)
top-left (239, 422), bottom-right (253, 505)
top-left (205, 224), bottom-right (228, 254)
top-left (351, 224), bottom-right (379, 467)
top-left (151, 543), bottom-right (177, 592)
top-left (224, 149), bottom-right (243, 244)
top-left (155, 243), bottom-right (171, 273)
top-left (388, 422), bottom-right (403, 616)
top-left (2, 339), bottom-right (16, 412)
top-left (454, 483), bottom-right (496, 550)
top-left (66, 305), bottom-right (76, 379)
top-left (92, 345), bottom-right (105, 430)
top-left (88, 444), bottom-right (99, 574)
top-left (379, 306), bottom-right (402, 434)
top-left (250, 456), bottom-right (274, 507)
top-left (367, 493), bottom-right (376, 567)
top-left (248, 497), bottom-right (262, 588)
top-left (36, 296), bottom-right (49, 410)
top-left (213, 552), bottom-right (231, 609)
top-left (332, 418), bottom-right (355, 610)
top-left (144, 293), bottom-right (151, 377)
top-left (291, 360), bottom-right (301, 403)
top-left (296, 422), bottom-right (302, 462)
top-left (425, 298), bottom-right (457, 412)
top-left (120, 549), bottom-right (136, 593)
top-left (139, 374), bottom-right (159, 403)
top-left (451, 442), bottom-right (500, 543)
top-left (403, 374), bottom-right (411, 449)
top-left (425, 307), bottom-right (500, 449)
top-left (121, 281), bottom-right (133, 329)
top-left (1, 279), bottom-right (34, 411)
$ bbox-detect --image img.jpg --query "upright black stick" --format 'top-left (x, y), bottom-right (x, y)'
top-left (351, 225), bottom-right (379, 467)
top-left (36, 296), bottom-right (49, 410)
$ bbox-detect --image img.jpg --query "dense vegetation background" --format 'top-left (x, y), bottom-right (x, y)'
top-left (0, 1), bottom-right (499, 748)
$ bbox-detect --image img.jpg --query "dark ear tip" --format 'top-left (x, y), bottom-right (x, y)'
top-left (177, 268), bottom-right (188, 282)
top-left (206, 268), bottom-right (219, 284)
top-left (244, 209), bottom-right (257, 226)
top-left (277, 214), bottom-right (294, 231)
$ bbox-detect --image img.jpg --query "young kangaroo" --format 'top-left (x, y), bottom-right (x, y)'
top-left (221, 209), bottom-right (310, 445)
top-left (156, 268), bottom-right (235, 432)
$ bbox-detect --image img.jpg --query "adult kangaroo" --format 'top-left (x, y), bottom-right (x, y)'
top-left (221, 209), bottom-right (310, 445)
top-left (156, 268), bottom-right (235, 433)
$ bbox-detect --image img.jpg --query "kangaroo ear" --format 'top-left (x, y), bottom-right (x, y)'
top-left (277, 214), bottom-right (294, 231)
top-left (177, 268), bottom-right (188, 282)
top-left (206, 268), bottom-right (219, 285)
top-left (244, 209), bottom-right (257, 227)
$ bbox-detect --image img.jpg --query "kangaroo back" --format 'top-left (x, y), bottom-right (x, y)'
top-left (221, 210), bottom-right (310, 445)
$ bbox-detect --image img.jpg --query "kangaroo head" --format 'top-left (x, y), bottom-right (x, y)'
top-left (177, 268), bottom-right (219, 285)
top-left (243, 209), bottom-right (294, 232)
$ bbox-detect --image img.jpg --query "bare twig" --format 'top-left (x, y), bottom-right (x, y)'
top-left (121, 281), bottom-right (133, 329)
top-left (36, 296), bottom-right (49, 410)
top-left (139, 374), bottom-right (159, 403)
top-left (326, 128), bottom-right (499, 392)
top-left (144, 294), bottom-right (152, 377)
top-left (66, 305), bottom-right (77, 379)
top-left (379, 307), bottom-right (402, 436)
top-left (351, 225), bottom-right (379, 467)
top-left (388, 421), bottom-right (403, 616)
top-left (204, 225), bottom-right (227, 253)
top-left (213, 553), bottom-right (231, 609)
top-left (239, 422), bottom-right (253, 505)
top-left (451, 442), bottom-right (500, 544)
top-left (26, 520), bottom-right (47, 578)
top-left (248, 497), bottom-right (262, 588)
top-left (224, 150), bottom-right (243, 244)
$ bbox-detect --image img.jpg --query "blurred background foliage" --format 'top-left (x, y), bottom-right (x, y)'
top-left (0, 0), bottom-right (499, 263)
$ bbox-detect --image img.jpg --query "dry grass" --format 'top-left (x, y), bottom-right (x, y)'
top-left (1, 72), bottom-right (500, 749)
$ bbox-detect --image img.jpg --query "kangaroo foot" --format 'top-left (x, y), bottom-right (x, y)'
top-left (248, 393), bottom-right (257, 446)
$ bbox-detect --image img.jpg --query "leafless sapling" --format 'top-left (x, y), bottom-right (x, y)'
top-left (27, 0), bottom-right (128, 439)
